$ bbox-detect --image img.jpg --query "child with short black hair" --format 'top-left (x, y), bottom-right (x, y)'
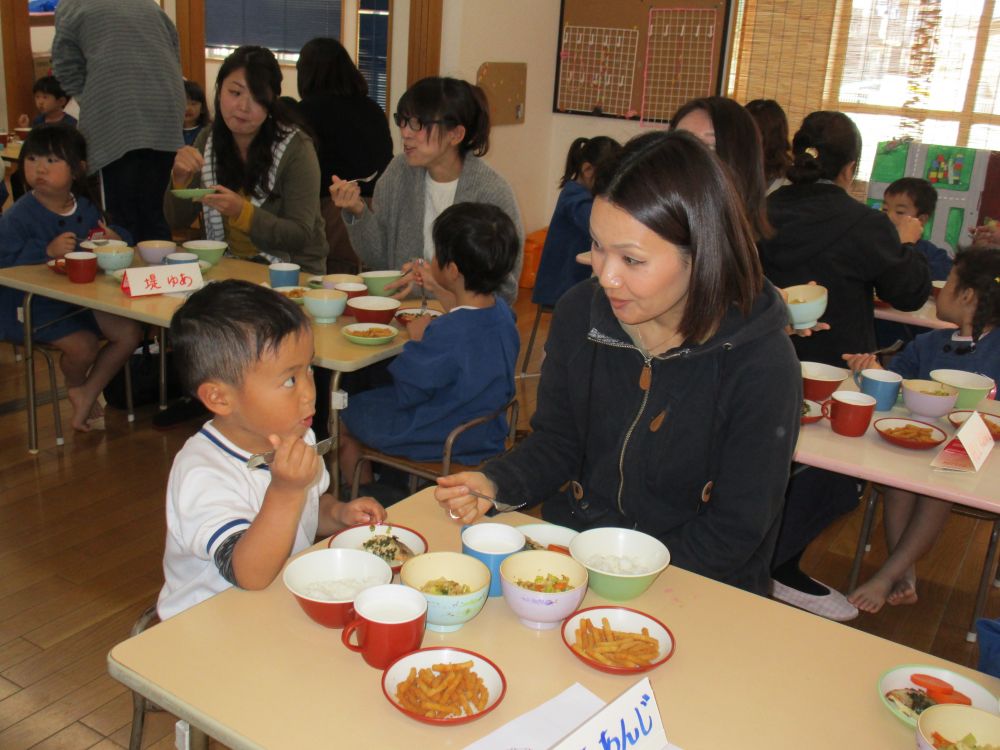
top-left (157, 280), bottom-right (385, 620)
top-left (883, 177), bottom-right (953, 281)
top-left (843, 247), bottom-right (1000, 614)
top-left (339, 202), bottom-right (521, 486)
top-left (17, 76), bottom-right (77, 129)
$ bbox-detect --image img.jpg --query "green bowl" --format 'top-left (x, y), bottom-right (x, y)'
top-left (171, 188), bottom-right (215, 200)
top-left (182, 240), bottom-right (227, 266)
top-left (931, 369), bottom-right (996, 409)
top-left (569, 527), bottom-right (670, 601)
top-left (360, 270), bottom-right (402, 297)
top-left (342, 323), bottom-right (399, 346)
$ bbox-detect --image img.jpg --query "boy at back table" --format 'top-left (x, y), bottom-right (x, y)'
top-left (157, 280), bottom-right (385, 620)
top-left (338, 202), bottom-right (520, 488)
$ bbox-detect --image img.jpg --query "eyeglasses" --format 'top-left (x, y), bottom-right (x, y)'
top-left (392, 113), bottom-right (445, 132)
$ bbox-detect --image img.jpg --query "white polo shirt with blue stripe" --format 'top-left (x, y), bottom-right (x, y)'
top-left (158, 421), bottom-right (325, 620)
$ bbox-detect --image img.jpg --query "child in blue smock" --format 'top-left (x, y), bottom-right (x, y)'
top-left (531, 136), bottom-right (621, 307)
top-left (339, 202), bottom-right (521, 484)
top-left (843, 247), bottom-right (1000, 614)
top-left (0, 125), bottom-right (142, 432)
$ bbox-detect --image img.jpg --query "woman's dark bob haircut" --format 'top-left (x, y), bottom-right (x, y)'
top-left (787, 110), bottom-right (862, 185)
top-left (297, 37), bottom-right (368, 99)
top-left (595, 130), bottom-right (763, 344)
top-left (395, 76), bottom-right (491, 158)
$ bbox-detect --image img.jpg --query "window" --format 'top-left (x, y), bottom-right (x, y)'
top-left (204, 0), bottom-right (343, 61)
top-left (357, 0), bottom-right (390, 110)
top-left (728, 0), bottom-right (1000, 182)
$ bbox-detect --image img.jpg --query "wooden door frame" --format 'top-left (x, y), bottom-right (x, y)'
top-left (175, 0), bottom-right (206, 89)
top-left (407, 0), bottom-right (441, 87)
top-left (1, 0), bottom-right (36, 132)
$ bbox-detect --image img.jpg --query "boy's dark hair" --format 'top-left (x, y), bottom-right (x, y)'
top-left (952, 247), bottom-right (1000, 344)
top-left (183, 79), bottom-right (211, 127)
top-left (432, 202), bottom-right (518, 296)
top-left (170, 280), bottom-right (310, 396)
top-left (33, 75), bottom-right (69, 103)
top-left (885, 177), bottom-right (937, 217)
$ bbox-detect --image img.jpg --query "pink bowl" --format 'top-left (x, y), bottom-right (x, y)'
top-left (346, 295), bottom-right (401, 324)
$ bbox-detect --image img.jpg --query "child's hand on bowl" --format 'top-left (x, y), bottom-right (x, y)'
top-left (46, 231), bottom-right (79, 259)
top-left (333, 496), bottom-right (386, 528)
top-left (404, 314), bottom-right (433, 342)
top-left (842, 353), bottom-right (883, 372)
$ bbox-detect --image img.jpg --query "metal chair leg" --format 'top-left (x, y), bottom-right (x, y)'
top-left (968, 518), bottom-right (1000, 643)
top-left (38, 347), bottom-right (64, 446)
top-left (123, 359), bottom-right (135, 423)
top-left (848, 483), bottom-right (881, 593)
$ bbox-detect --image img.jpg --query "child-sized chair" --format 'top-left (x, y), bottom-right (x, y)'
top-left (848, 482), bottom-right (1000, 642)
top-left (349, 398), bottom-right (519, 499)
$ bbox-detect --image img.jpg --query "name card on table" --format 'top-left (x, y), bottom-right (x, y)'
top-left (932, 411), bottom-right (995, 472)
top-left (551, 678), bottom-right (671, 750)
top-left (121, 263), bottom-right (204, 298)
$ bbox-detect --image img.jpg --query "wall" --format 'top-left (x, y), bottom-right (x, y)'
top-left (436, 0), bottom-right (646, 232)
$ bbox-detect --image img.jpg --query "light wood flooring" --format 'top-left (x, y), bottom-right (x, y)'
top-left (1, 290), bottom-right (998, 749)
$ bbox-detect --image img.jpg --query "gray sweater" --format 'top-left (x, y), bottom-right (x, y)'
top-left (52, 0), bottom-right (185, 174)
top-left (345, 154), bottom-right (524, 304)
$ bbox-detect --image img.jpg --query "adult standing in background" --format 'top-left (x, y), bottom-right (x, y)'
top-left (746, 99), bottom-right (793, 195)
top-left (52, 0), bottom-right (185, 243)
top-left (296, 37), bottom-right (393, 275)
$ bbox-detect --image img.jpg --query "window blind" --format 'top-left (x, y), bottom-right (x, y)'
top-left (205, 0), bottom-right (342, 54)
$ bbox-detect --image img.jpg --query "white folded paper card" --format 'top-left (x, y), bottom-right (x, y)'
top-left (932, 410), bottom-right (995, 472)
top-left (121, 262), bottom-right (204, 298)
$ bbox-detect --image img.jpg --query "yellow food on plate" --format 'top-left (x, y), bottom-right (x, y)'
top-left (885, 424), bottom-right (938, 443)
top-left (571, 617), bottom-right (660, 669)
top-left (352, 326), bottom-right (395, 338)
top-left (420, 577), bottom-right (471, 596)
top-left (395, 661), bottom-right (488, 719)
top-left (280, 288), bottom-right (306, 299)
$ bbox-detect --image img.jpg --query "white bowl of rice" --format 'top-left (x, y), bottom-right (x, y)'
top-left (283, 548), bottom-right (393, 628)
top-left (569, 528), bottom-right (670, 601)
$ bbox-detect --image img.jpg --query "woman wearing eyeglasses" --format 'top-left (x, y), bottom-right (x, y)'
top-left (329, 76), bottom-right (524, 306)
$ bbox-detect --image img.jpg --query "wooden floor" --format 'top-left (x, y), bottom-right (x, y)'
top-left (1, 289), bottom-right (998, 748)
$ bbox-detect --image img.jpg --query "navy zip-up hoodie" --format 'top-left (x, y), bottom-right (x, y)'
top-left (483, 278), bottom-right (801, 596)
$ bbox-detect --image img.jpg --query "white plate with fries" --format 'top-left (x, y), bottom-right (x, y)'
top-left (382, 647), bottom-right (506, 725)
top-left (874, 418), bottom-right (947, 450)
top-left (561, 606), bottom-right (675, 675)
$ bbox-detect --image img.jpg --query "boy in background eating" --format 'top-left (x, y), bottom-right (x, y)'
top-left (157, 280), bottom-right (385, 620)
top-left (882, 177), bottom-right (953, 281)
top-left (17, 76), bottom-right (78, 129)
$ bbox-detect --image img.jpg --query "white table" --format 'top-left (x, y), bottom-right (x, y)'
top-left (107, 488), bottom-right (1000, 749)
top-left (874, 298), bottom-right (956, 331)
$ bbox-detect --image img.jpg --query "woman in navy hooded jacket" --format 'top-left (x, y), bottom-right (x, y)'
top-left (434, 131), bottom-right (802, 596)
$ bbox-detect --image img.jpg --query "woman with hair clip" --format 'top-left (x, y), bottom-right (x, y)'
top-left (435, 130), bottom-right (801, 597)
top-left (330, 76), bottom-right (524, 307)
top-left (296, 37), bottom-right (392, 274)
top-left (759, 110), bottom-right (931, 621)
top-left (165, 45), bottom-right (328, 275)
top-left (746, 98), bottom-right (793, 194)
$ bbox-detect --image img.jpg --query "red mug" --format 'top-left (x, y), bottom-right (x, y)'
top-left (822, 391), bottom-right (876, 437)
top-left (342, 584), bottom-right (426, 669)
top-left (64, 251), bottom-right (97, 283)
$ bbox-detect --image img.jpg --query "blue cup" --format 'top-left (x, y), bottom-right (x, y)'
top-left (461, 524), bottom-right (525, 597)
top-left (165, 252), bottom-right (198, 266)
top-left (269, 262), bottom-right (301, 288)
top-left (854, 368), bottom-right (903, 411)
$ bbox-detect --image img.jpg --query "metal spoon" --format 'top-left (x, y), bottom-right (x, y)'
top-left (872, 339), bottom-right (904, 357)
top-left (348, 171), bottom-right (378, 184)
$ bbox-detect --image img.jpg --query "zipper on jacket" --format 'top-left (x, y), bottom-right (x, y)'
top-left (616, 355), bottom-right (653, 516)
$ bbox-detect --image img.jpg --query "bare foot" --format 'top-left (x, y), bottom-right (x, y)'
top-left (848, 576), bottom-right (892, 614)
top-left (887, 577), bottom-right (918, 606)
top-left (67, 386), bottom-right (99, 432)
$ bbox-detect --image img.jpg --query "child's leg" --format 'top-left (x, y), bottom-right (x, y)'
top-left (65, 312), bottom-right (142, 431)
top-left (338, 422), bottom-right (373, 498)
top-left (848, 489), bottom-right (951, 613)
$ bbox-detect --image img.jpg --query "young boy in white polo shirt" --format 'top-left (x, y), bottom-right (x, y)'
top-left (157, 280), bottom-right (385, 619)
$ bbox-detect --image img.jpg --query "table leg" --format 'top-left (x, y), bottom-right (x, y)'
top-left (847, 485), bottom-right (880, 593)
top-left (968, 519), bottom-right (1000, 643)
top-left (23, 293), bottom-right (38, 454)
top-left (189, 725), bottom-right (208, 750)
top-left (158, 326), bottom-right (168, 410)
top-left (329, 371), bottom-right (342, 495)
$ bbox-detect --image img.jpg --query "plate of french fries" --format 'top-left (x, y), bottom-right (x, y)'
top-left (381, 647), bottom-right (506, 725)
top-left (561, 606), bottom-right (675, 675)
top-left (874, 418), bottom-right (947, 450)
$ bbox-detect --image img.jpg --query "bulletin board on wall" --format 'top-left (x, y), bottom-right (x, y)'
top-left (554, 0), bottom-right (732, 124)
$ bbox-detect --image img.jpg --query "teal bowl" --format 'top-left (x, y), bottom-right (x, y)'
top-left (784, 284), bottom-right (828, 330)
top-left (569, 528), bottom-right (670, 601)
top-left (399, 551), bottom-right (490, 632)
top-left (182, 240), bottom-right (227, 266)
top-left (93, 247), bottom-right (134, 272)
